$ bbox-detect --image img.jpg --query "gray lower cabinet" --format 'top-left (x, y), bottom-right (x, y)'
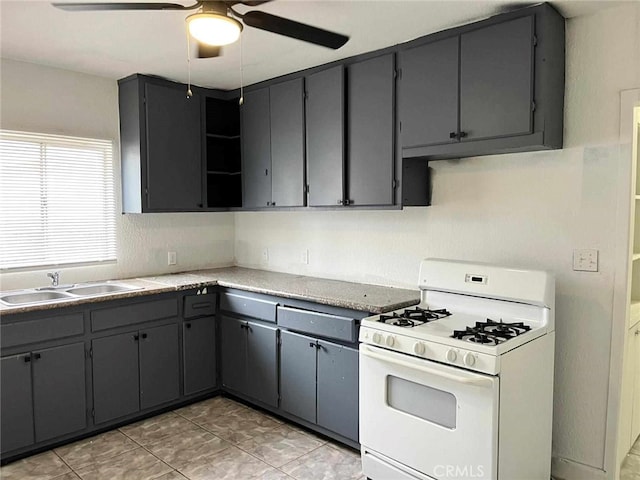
top-left (183, 316), bottom-right (217, 395)
top-left (220, 315), bottom-right (278, 407)
top-left (1, 342), bottom-right (86, 454)
top-left (92, 324), bottom-right (179, 424)
top-left (280, 330), bottom-right (359, 442)
top-left (316, 340), bottom-right (359, 441)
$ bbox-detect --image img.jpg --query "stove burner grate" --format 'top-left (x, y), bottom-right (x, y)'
top-left (452, 319), bottom-right (531, 345)
top-left (378, 307), bottom-right (452, 327)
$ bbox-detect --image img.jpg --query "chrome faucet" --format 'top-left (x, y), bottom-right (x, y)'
top-left (47, 271), bottom-right (60, 287)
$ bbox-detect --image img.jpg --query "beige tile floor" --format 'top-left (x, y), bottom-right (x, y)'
top-left (0, 397), bottom-right (364, 480)
top-left (622, 435), bottom-right (640, 480)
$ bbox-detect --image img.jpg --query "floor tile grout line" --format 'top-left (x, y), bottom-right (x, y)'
top-left (49, 450), bottom-right (77, 478)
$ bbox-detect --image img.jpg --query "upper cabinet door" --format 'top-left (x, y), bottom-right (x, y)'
top-left (306, 65), bottom-right (345, 207)
top-left (460, 16), bottom-right (534, 141)
top-left (347, 54), bottom-right (395, 206)
top-left (398, 37), bottom-right (459, 149)
top-left (242, 88), bottom-right (272, 208)
top-left (270, 78), bottom-right (305, 208)
top-left (145, 82), bottom-right (202, 211)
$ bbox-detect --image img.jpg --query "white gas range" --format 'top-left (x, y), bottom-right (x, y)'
top-left (359, 258), bottom-right (555, 480)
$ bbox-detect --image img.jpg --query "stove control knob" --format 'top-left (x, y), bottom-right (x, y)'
top-left (413, 342), bottom-right (425, 355)
top-left (372, 332), bottom-right (382, 344)
top-left (463, 352), bottom-right (476, 367)
top-left (446, 349), bottom-right (457, 362)
top-left (385, 335), bottom-right (395, 347)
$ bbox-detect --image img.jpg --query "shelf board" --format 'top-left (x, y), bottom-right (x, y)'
top-left (633, 253), bottom-right (640, 261)
top-left (206, 133), bottom-right (240, 140)
top-left (207, 171), bottom-right (241, 175)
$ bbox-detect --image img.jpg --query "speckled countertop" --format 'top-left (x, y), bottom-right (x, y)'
top-left (0, 267), bottom-right (420, 316)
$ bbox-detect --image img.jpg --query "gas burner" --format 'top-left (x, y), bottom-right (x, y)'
top-left (378, 307), bottom-right (452, 327)
top-left (452, 319), bottom-right (532, 344)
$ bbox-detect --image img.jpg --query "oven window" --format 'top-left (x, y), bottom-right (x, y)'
top-left (387, 376), bottom-right (457, 429)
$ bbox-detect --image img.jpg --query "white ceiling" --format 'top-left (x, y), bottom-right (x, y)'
top-left (0, 0), bottom-right (627, 90)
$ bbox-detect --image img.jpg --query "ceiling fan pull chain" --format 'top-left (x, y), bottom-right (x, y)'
top-left (186, 25), bottom-right (193, 98)
top-left (239, 32), bottom-right (244, 106)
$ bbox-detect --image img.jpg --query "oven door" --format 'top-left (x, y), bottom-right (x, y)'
top-left (359, 344), bottom-right (499, 480)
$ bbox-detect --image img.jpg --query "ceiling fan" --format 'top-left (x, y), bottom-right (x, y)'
top-left (52, 1), bottom-right (350, 58)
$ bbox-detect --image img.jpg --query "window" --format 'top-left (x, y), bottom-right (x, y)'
top-left (0, 130), bottom-right (116, 270)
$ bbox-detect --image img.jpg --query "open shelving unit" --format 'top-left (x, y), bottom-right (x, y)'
top-left (205, 97), bottom-right (242, 208)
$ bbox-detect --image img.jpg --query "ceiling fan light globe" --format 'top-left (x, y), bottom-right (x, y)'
top-left (187, 13), bottom-right (242, 46)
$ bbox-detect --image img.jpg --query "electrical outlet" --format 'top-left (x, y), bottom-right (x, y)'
top-left (301, 249), bottom-right (309, 265)
top-left (168, 251), bottom-right (177, 265)
top-left (262, 248), bottom-right (269, 264)
top-left (573, 249), bottom-right (598, 272)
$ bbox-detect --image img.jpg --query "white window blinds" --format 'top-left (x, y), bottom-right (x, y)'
top-left (0, 130), bottom-right (116, 270)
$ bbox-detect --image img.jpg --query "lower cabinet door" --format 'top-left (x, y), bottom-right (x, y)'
top-left (183, 316), bottom-right (217, 395)
top-left (280, 330), bottom-right (317, 423)
top-left (220, 315), bottom-right (248, 394)
top-left (1, 353), bottom-right (34, 453)
top-left (139, 324), bottom-right (180, 410)
top-left (317, 341), bottom-right (359, 441)
top-left (247, 321), bottom-right (279, 407)
top-left (92, 332), bottom-right (140, 424)
top-left (32, 342), bottom-right (87, 442)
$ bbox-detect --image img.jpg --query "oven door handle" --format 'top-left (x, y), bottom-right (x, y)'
top-left (360, 344), bottom-right (494, 387)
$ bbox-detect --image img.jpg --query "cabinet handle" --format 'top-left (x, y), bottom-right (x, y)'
top-left (459, 131), bottom-right (468, 138)
top-left (271, 201), bottom-right (276, 206)
top-left (23, 355), bottom-right (31, 363)
top-left (33, 353), bottom-right (41, 360)
top-left (309, 342), bottom-right (316, 348)
top-left (133, 334), bottom-right (139, 341)
top-left (186, 323), bottom-right (192, 329)
top-left (449, 131), bottom-right (457, 139)
top-left (338, 199), bottom-right (343, 205)
top-left (141, 333), bottom-right (148, 339)
top-left (198, 203), bottom-right (203, 208)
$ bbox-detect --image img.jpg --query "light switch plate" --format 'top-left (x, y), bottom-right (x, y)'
top-left (573, 249), bottom-right (598, 272)
top-left (168, 251), bottom-right (177, 265)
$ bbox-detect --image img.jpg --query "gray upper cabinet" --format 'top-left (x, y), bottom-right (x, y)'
top-left (242, 79), bottom-right (306, 209)
top-left (398, 5), bottom-right (564, 159)
top-left (119, 75), bottom-right (203, 213)
top-left (270, 78), bottom-right (306, 207)
top-left (459, 16), bottom-right (534, 141)
top-left (398, 37), bottom-right (459, 149)
top-left (145, 82), bottom-right (202, 211)
top-left (306, 65), bottom-right (345, 207)
top-left (242, 88), bottom-right (272, 208)
top-left (347, 54), bottom-right (395, 206)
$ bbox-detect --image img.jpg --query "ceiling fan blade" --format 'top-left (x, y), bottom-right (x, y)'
top-left (197, 43), bottom-right (222, 58)
top-left (52, 2), bottom-right (196, 11)
top-left (241, 11), bottom-right (348, 50)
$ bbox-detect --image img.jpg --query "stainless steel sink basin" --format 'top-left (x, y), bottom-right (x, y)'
top-left (0, 282), bottom-right (142, 307)
top-left (0, 291), bottom-right (73, 305)
top-left (65, 283), bottom-right (138, 296)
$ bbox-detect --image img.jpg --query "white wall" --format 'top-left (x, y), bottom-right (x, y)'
top-left (234, 4), bottom-right (640, 477)
top-left (0, 59), bottom-right (235, 290)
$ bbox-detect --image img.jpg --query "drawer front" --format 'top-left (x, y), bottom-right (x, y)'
top-left (184, 293), bottom-right (216, 319)
top-left (1, 313), bottom-right (84, 349)
top-left (91, 298), bottom-right (178, 332)
top-left (277, 306), bottom-right (356, 343)
top-left (220, 292), bottom-right (277, 323)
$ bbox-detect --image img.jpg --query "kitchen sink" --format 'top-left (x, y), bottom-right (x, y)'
top-left (65, 283), bottom-right (138, 296)
top-left (0, 282), bottom-right (142, 306)
top-left (0, 291), bottom-right (73, 305)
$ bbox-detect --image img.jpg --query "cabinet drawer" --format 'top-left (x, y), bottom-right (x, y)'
top-left (184, 293), bottom-right (216, 319)
top-left (91, 298), bottom-right (178, 332)
top-left (277, 306), bottom-right (357, 343)
top-left (1, 313), bottom-right (84, 349)
top-left (220, 292), bottom-right (277, 323)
